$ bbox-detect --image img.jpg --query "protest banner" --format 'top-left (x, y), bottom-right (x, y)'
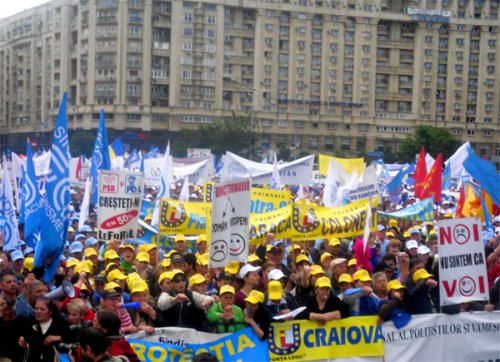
top-left (221, 152), bottom-right (314, 186)
top-left (382, 312), bottom-right (500, 362)
top-left (250, 188), bottom-right (291, 214)
top-left (437, 217), bottom-right (489, 306)
top-left (159, 199), bottom-right (210, 235)
top-left (249, 205), bottom-right (293, 244)
top-left (97, 170), bottom-right (144, 241)
top-left (209, 179), bottom-right (251, 267)
top-left (318, 154), bottom-right (364, 176)
top-left (290, 198), bottom-right (377, 241)
top-left (268, 317), bottom-right (384, 361)
top-left (144, 158), bottom-right (212, 186)
top-left (205, 184), bottom-right (291, 213)
top-left (377, 197), bottom-right (434, 222)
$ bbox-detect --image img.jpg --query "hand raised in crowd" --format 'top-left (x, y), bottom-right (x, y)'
top-left (426, 278), bottom-right (438, 288)
top-left (201, 298), bottom-right (214, 310)
top-left (221, 305), bottom-right (234, 324)
top-left (43, 335), bottom-right (61, 346)
top-left (173, 293), bottom-right (190, 303)
top-left (140, 302), bottom-right (156, 319)
top-left (263, 232), bottom-right (275, 246)
top-left (362, 285), bottom-right (374, 296)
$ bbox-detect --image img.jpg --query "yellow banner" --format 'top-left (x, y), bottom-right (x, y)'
top-left (249, 205), bottom-right (293, 244)
top-left (268, 317), bottom-right (384, 361)
top-left (251, 187), bottom-right (291, 214)
top-left (291, 198), bottom-right (377, 241)
top-left (159, 199), bottom-right (210, 235)
top-left (318, 154), bottom-right (364, 176)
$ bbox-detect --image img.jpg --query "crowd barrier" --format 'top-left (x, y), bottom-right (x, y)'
top-left (126, 312), bottom-right (500, 362)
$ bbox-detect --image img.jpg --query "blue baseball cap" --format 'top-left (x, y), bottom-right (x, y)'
top-left (70, 241), bottom-right (83, 254)
top-left (11, 250), bottom-right (24, 261)
top-left (85, 237), bottom-right (98, 247)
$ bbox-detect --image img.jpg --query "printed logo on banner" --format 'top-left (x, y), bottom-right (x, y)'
top-left (99, 173), bottom-right (119, 193)
top-left (292, 207), bottom-right (320, 233)
top-left (150, 167), bottom-right (161, 178)
top-left (160, 201), bottom-right (187, 228)
top-left (268, 324), bottom-right (301, 355)
top-left (125, 175), bottom-right (143, 194)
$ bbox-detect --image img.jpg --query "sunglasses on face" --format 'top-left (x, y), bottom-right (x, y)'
top-left (173, 278), bottom-right (186, 283)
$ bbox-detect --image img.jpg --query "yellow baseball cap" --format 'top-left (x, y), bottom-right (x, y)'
top-left (104, 281), bottom-right (121, 292)
top-left (107, 269), bottom-right (127, 283)
top-left (196, 234), bottom-right (207, 244)
top-left (161, 258), bottom-right (171, 268)
top-left (291, 244), bottom-right (302, 252)
top-left (310, 264), bottom-right (325, 276)
top-left (315, 276), bottom-right (332, 288)
top-left (66, 258), bottom-right (79, 269)
top-left (171, 269), bottom-right (185, 279)
top-left (105, 262), bottom-right (119, 274)
top-left (413, 269), bottom-right (433, 283)
top-left (220, 285), bottom-right (235, 296)
top-left (268, 280), bottom-right (283, 300)
top-left (387, 279), bottom-right (406, 293)
top-left (224, 260), bottom-right (240, 276)
top-left (389, 219), bottom-right (398, 228)
top-left (121, 244), bottom-right (135, 252)
top-left (126, 272), bottom-right (141, 289)
top-left (244, 290), bottom-right (265, 305)
top-left (348, 258), bottom-right (357, 267)
top-left (403, 231), bottom-right (411, 238)
top-left (189, 273), bottom-right (207, 288)
top-left (135, 252), bottom-right (150, 263)
top-left (24, 257), bottom-right (34, 272)
top-left (385, 231), bottom-right (395, 238)
top-left (75, 261), bottom-right (91, 274)
top-left (68, 226), bottom-right (74, 233)
top-left (158, 271), bottom-right (174, 284)
top-left (328, 238), bottom-right (341, 247)
top-left (429, 229), bottom-right (437, 236)
top-left (130, 280), bottom-right (149, 294)
top-left (247, 254), bottom-right (261, 263)
top-left (320, 252), bottom-right (333, 264)
top-left (196, 253), bottom-right (209, 266)
top-left (296, 254), bottom-right (310, 265)
top-left (338, 273), bottom-right (353, 284)
top-left (104, 249), bottom-right (120, 261)
top-left (139, 244), bottom-right (157, 253)
top-left (175, 234), bottom-right (187, 243)
top-left (353, 269), bottom-right (372, 282)
top-left (84, 248), bottom-right (98, 258)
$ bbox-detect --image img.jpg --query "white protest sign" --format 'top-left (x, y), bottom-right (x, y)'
top-left (97, 170), bottom-right (144, 241)
top-left (437, 217), bottom-right (489, 306)
top-left (209, 179), bottom-right (251, 268)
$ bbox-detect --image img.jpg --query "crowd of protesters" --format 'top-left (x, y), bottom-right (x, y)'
top-left (0, 184), bottom-right (498, 362)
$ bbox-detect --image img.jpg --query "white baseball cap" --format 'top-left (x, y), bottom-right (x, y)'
top-left (268, 269), bottom-right (286, 281)
top-left (406, 240), bottom-right (419, 250)
top-left (239, 264), bottom-right (262, 279)
top-left (417, 245), bottom-right (431, 255)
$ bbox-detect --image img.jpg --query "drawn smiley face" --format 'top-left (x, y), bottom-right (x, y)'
top-left (453, 224), bottom-right (470, 244)
top-left (229, 233), bottom-right (246, 256)
top-left (210, 239), bottom-right (228, 262)
top-left (459, 276), bottom-right (476, 297)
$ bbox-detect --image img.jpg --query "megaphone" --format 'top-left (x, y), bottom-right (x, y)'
top-left (45, 280), bottom-right (76, 299)
top-left (119, 302), bottom-right (141, 309)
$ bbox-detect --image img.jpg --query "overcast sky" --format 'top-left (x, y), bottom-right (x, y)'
top-left (0, 1), bottom-right (50, 19)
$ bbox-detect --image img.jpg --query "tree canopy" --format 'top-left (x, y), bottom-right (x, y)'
top-left (172, 114), bottom-right (261, 159)
top-left (397, 126), bottom-right (461, 163)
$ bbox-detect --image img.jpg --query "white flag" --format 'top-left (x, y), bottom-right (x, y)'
top-left (152, 142), bottom-right (172, 227)
top-left (78, 177), bottom-right (92, 232)
top-left (271, 154), bottom-right (282, 189)
top-left (362, 197), bottom-right (373, 258)
top-left (179, 178), bottom-right (190, 202)
top-left (1, 155), bottom-right (21, 250)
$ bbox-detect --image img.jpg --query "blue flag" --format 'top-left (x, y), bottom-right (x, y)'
top-left (387, 169), bottom-right (404, 204)
top-left (90, 109), bottom-right (111, 205)
top-left (1, 156), bottom-right (21, 251)
top-left (21, 140), bottom-right (43, 241)
top-left (463, 149), bottom-right (500, 207)
top-left (442, 162), bottom-right (451, 190)
top-left (35, 93), bottom-right (70, 283)
top-left (126, 149), bottom-right (140, 169)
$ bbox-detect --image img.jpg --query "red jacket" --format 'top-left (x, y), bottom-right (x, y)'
top-left (108, 336), bottom-right (140, 362)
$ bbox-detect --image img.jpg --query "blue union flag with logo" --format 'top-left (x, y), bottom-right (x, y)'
top-left (34, 93), bottom-right (71, 283)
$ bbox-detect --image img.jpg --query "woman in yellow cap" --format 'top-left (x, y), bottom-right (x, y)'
top-left (296, 276), bottom-right (350, 323)
top-left (243, 290), bottom-right (272, 340)
top-left (128, 280), bottom-right (156, 335)
top-left (378, 279), bottom-right (411, 328)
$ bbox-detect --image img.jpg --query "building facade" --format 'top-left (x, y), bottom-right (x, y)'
top-left (0, 0), bottom-right (499, 164)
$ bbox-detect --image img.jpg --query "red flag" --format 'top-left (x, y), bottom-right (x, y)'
top-left (420, 153), bottom-right (442, 203)
top-left (455, 186), bottom-right (465, 218)
top-left (413, 147), bottom-right (427, 199)
top-left (75, 156), bottom-right (82, 181)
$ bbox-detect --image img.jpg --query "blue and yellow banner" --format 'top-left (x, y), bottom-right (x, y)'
top-left (268, 317), bottom-right (384, 361)
top-left (378, 197), bottom-right (434, 221)
top-left (159, 199), bottom-right (210, 235)
top-left (129, 338), bottom-right (185, 362)
top-left (250, 188), bottom-right (291, 214)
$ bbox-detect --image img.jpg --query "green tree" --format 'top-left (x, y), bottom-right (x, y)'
top-left (172, 114), bottom-right (262, 159)
top-left (397, 126), bottom-right (461, 162)
top-left (276, 145), bottom-right (293, 161)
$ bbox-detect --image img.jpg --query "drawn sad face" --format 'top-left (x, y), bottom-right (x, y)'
top-left (453, 224), bottom-right (470, 245)
top-left (211, 240), bottom-right (228, 262)
top-left (229, 233), bottom-right (246, 256)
